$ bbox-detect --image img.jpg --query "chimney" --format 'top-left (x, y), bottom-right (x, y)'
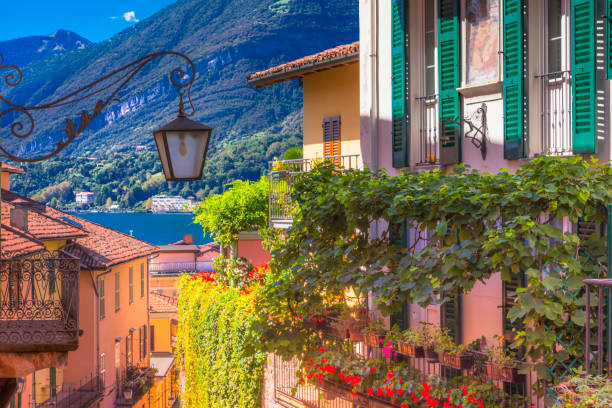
top-left (10, 206), bottom-right (28, 232)
top-left (183, 234), bottom-right (193, 245)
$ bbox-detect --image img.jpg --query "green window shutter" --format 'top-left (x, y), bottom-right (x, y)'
top-left (438, 0), bottom-right (461, 165)
top-left (607, 0), bottom-right (612, 79)
top-left (390, 220), bottom-right (409, 330)
top-left (392, 0), bottom-right (409, 168)
top-left (441, 292), bottom-right (461, 344)
top-left (571, 0), bottom-right (597, 153)
top-left (502, 271), bottom-right (525, 337)
top-left (503, 0), bottom-right (525, 159)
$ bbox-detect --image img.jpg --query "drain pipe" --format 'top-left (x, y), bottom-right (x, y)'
top-left (370, 0), bottom-right (380, 239)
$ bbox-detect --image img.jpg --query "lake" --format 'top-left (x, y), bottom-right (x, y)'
top-left (71, 212), bottom-right (213, 245)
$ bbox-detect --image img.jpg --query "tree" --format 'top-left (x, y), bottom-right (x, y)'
top-left (194, 177), bottom-right (268, 255)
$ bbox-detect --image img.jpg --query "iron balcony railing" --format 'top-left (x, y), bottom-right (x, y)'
top-left (583, 278), bottom-right (612, 377)
top-left (268, 154), bottom-right (361, 228)
top-left (149, 261), bottom-right (213, 275)
top-left (36, 373), bottom-right (102, 408)
top-left (0, 251), bottom-right (80, 352)
top-left (416, 94), bottom-right (439, 165)
top-left (538, 70), bottom-right (572, 156)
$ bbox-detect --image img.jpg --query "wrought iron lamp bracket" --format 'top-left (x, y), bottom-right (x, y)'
top-left (0, 51), bottom-right (196, 162)
top-left (441, 102), bottom-right (488, 160)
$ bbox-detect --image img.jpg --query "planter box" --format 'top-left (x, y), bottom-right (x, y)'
top-left (441, 352), bottom-right (474, 370)
top-left (397, 341), bottom-right (425, 358)
top-left (348, 324), bottom-right (365, 342)
top-left (364, 333), bottom-right (385, 348)
top-left (424, 347), bottom-right (438, 362)
top-left (485, 361), bottom-right (525, 384)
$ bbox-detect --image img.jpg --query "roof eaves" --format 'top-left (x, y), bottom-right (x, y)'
top-left (246, 51), bottom-right (359, 89)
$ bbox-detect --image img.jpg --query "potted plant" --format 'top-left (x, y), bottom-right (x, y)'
top-left (485, 336), bottom-right (525, 384)
top-left (396, 328), bottom-right (425, 358)
top-left (421, 323), bottom-right (443, 362)
top-left (363, 318), bottom-right (387, 347)
top-left (122, 381), bottom-right (134, 400)
top-left (438, 336), bottom-right (482, 371)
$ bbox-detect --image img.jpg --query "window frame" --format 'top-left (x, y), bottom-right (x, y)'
top-left (129, 267), bottom-right (134, 305)
top-left (99, 278), bottom-right (105, 320)
top-left (100, 353), bottom-right (106, 389)
top-left (541, 0), bottom-right (571, 75)
top-left (114, 271), bottom-right (120, 312)
top-left (140, 263), bottom-right (145, 298)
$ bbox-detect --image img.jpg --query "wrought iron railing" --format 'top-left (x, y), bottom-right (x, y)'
top-left (416, 94), bottom-right (439, 165)
top-left (583, 278), bottom-right (612, 377)
top-left (36, 373), bottom-right (101, 408)
top-left (149, 261), bottom-right (213, 275)
top-left (268, 154), bottom-right (361, 228)
top-left (538, 70), bottom-right (572, 156)
top-left (0, 251), bottom-right (80, 352)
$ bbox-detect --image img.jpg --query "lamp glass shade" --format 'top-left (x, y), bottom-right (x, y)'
top-left (153, 116), bottom-right (212, 181)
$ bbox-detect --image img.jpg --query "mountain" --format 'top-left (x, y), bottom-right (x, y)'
top-left (0, 0), bottom-right (358, 203)
top-left (0, 29), bottom-right (91, 67)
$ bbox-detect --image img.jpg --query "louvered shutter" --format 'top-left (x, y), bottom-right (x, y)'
top-left (607, 0), bottom-right (612, 79)
top-left (502, 271), bottom-right (525, 338)
top-left (323, 116), bottom-right (341, 163)
top-left (571, 0), bottom-right (597, 153)
top-left (390, 220), bottom-right (409, 330)
top-left (392, 0), bottom-right (409, 168)
top-left (441, 292), bottom-right (461, 344)
top-left (438, 0), bottom-right (461, 165)
top-left (503, 0), bottom-right (525, 159)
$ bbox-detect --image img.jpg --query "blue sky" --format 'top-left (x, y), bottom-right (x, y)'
top-left (0, 0), bottom-right (176, 42)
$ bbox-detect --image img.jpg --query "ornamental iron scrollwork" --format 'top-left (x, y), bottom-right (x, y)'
top-left (0, 51), bottom-right (196, 162)
top-left (441, 103), bottom-right (488, 160)
top-left (0, 250), bottom-right (80, 352)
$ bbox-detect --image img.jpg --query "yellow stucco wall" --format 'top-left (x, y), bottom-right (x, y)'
top-left (150, 316), bottom-right (173, 353)
top-left (302, 62), bottom-right (360, 161)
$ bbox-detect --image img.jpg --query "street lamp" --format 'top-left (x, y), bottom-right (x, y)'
top-left (153, 98), bottom-right (212, 181)
top-left (0, 51), bottom-right (211, 180)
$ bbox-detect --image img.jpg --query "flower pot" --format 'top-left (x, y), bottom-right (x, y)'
top-left (348, 324), bottom-right (364, 342)
top-left (441, 352), bottom-right (474, 370)
top-left (485, 362), bottom-right (525, 384)
top-left (397, 341), bottom-right (425, 358)
top-left (364, 333), bottom-right (385, 348)
top-left (424, 347), bottom-right (438, 362)
top-left (123, 388), bottom-right (133, 400)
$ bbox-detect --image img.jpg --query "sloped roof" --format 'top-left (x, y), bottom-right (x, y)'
top-left (1, 190), bottom-right (158, 268)
top-left (0, 223), bottom-right (45, 259)
top-left (149, 292), bottom-right (178, 314)
top-left (1, 163), bottom-right (25, 174)
top-left (198, 242), bottom-right (220, 260)
top-left (247, 42), bottom-right (359, 88)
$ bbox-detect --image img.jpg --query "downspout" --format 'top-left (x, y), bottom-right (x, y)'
top-left (371, 0), bottom-right (380, 240)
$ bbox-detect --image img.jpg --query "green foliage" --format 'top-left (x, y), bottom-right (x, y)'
top-left (555, 374), bottom-right (612, 407)
top-left (262, 156), bottom-right (611, 385)
top-left (176, 276), bottom-right (265, 408)
top-left (194, 177), bottom-right (268, 248)
top-left (282, 146), bottom-right (303, 160)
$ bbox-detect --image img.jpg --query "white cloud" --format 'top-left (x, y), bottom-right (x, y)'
top-left (110, 16), bottom-right (118, 20)
top-left (123, 11), bottom-right (139, 23)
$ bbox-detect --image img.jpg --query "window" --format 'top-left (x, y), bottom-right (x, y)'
top-left (143, 325), bottom-right (148, 359)
top-left (547, 0), bottom-right (563, 72)
top-left (115, 342), bottom-right (120, 392)
top-left (140, 263), bottom-right (145, 298)
top-left (150, 325), bottom-right (155, 352)
top-left (115, 271), bottom-right (120, 312)
top-left (424, 0), bottom-right (436, 95)
top-left (99, 278), bottom-right (105, 319)
top-left (139, 327), bottom-right (142, 360)
top-left (322, 116), bottom-right (340, 159)
top-left (465, 0), bottom-right (500, 85)
top-left (100, 353), bottom-right (106, 389)
top-left (50, 367), bottom-right (57, 398)
top-left (129, 267), bottom-right (133, 304)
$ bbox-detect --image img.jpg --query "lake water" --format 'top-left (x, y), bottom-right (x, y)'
top-left (71, 212), bottom-right (213, 245)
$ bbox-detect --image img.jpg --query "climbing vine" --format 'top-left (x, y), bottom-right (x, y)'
top-left (261, 156), bottom-right (611, 383)
top-left (176, 267), bottom-right (266, 407)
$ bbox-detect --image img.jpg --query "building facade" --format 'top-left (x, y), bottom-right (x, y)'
top-left (75, 192), bottom-right (95, 205)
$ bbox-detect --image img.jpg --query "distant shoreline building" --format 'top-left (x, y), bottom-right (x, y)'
top-left (75, 191), bottom-right (95, 205)
top-left (151, 195), bottom-right (195, 213)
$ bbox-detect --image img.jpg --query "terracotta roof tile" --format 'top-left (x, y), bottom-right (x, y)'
top-left (247, 42), bottom-right (359, 87)
top-left (197, 242), bottom-right (220, 260)
top-left (0, 224), bottom-right (45, 259)
top-left (149, 292), bottom-right (178, 314)
top-left (1, 163), bottom-right (25, 174)
top-left (1, 190), bottom-right (158, 268)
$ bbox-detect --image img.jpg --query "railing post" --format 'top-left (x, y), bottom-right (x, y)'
top-left (586, 283), bottom-right (591, 375)
top-left (598, 286), bottom-right (604, 375)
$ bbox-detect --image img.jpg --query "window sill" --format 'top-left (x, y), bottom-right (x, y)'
top-left (457, 81), bottom-right (502, 98)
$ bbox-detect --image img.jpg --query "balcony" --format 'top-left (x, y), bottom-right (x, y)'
top-left (416, 94), bottom-right (439, 166)
top-left (115, 366), bottom-right (157, 406)
top-left (149, 261), bottom-right (213, 276)
top-left (0, 251), bottom-right (80, 352)
top-left (268, 154), bottom-right (361, 229)
top-left (37, 373), bottom-right (102, 408)
top-left (538, 70), bottom-right (572, 156)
